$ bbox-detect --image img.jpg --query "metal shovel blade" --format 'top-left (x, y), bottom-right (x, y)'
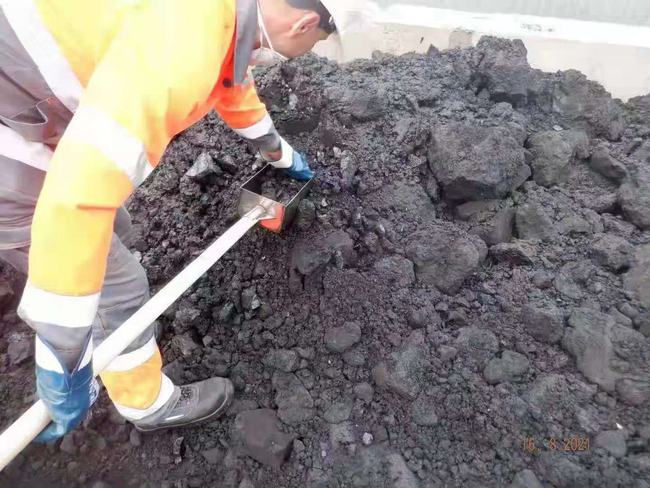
top-left (237, 164), bottom-right (314, 233)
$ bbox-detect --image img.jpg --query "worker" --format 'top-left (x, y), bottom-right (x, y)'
top-left (0, 0), bottom-right (367, 441)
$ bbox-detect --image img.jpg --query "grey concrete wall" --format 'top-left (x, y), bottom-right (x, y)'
top-left (375, 0), bottom-right (650, 27)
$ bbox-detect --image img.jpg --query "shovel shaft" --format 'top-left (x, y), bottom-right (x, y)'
top-left (0, 206), bottom-right (266, 471)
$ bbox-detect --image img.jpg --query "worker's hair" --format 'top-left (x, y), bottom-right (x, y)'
top-left (286, 0), bottom-right (337, 34)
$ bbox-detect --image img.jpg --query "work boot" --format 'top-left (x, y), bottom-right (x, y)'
top-left (133, 377), bottom-right (234, 432)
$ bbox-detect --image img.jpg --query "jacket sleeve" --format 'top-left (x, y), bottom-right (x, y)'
top-left (18, 1), bottom-right (232, 367)
top-left (214, 75), bottom-right (293, 168)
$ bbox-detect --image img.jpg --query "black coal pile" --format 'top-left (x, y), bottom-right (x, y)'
top-left (259, 170), bottom-right (304, 204)
top-left (1, 37), bottom-right (649, 488)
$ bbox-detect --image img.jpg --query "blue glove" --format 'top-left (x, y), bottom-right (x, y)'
top-left (284, 151), bottom-right (314, 181)
top-left (34, 335), bottom-right (97, 443)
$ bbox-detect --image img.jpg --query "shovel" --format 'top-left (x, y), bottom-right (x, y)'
top-left (0, 165), bottom-right (313, 470)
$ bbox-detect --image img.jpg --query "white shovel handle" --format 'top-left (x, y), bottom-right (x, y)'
top-left (0, 206), bottom-right (266, 471)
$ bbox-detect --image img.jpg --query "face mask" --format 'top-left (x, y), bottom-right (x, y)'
top-left (250, 2), bottom-right (288, 66)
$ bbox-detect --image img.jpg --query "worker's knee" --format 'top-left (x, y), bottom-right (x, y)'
top-left (95, 236), bottom-right (150, 343)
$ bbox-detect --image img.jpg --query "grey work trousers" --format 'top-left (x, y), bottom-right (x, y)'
top-left (0, 154), bottom-right (154, 361)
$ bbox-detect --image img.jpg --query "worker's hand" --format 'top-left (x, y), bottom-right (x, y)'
top-left (34, 336), bottom-right (98, 443)
top-left (284, 151), bottom-right (314, 181)
top-left (263, 137), bottom-right (314, 181)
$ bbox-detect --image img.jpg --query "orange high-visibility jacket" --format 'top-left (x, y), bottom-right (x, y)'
top-left (3, 0), bottom-right (284, 332)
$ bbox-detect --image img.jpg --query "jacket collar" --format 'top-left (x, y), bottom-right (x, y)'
top-left (233, 0), bottom-right (258, 85)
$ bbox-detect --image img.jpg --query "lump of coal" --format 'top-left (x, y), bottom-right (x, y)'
top-left (232, 409), bottom-right (294, 468)
top-left (372, 344), bottom-right (430, 399)
top-left (259, 170), bottom-right (305, 204)
top-left (623, 244), bottom-right (650, 308)
top-left (483, 350), bottom-right (530, 385)
top-left (562, 308), bottom-right (649, 404)
top-left (185, 151), bottom-right (221, 181)
top-left (406, 227), bottom-right (485, 294)
top-left (526, 130), bottom-right (589, 187)
top-left (475, 38), bottom-right (533, 106)
top-left (522, 303), bottom-right (565, 344)
top-left (455, 199), bottom-right (515, 245)
top-left (590, 233), bottom-right (633, 272)
top-left (428, 123), bottom-right (529, 202)
top-left (551, 70), bottom-right (625, 141)
top-left (589, 146), bottom-right (628, 183)
top-left (619, 165), bottom-right (650, 230)
top-left (324, 321), bottom-right (362, 354)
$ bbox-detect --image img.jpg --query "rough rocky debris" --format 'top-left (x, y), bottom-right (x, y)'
top-left (272, 372), bottom-right (315, 425)
top-left (455, 199), bottom-right (515, 245)
top-left (590, 233), bottom-right (634, 272)
top-left (322, 396), bottom-right (353, 424)
top-left (521, 303), bottom-right (565, 344)
top-left (483, 350), bottom-right (530, 384)
top-left (372, 255), bottom-right (416, 288)
top-left (410, 394), bottom-right (438, 426)
top-left (489, 240), bottom-right (537, 265)
top-left (291, 230), bottom-right (355, 276)
top-left (515, 202), bottom-right (556, 241)
top-left (262, 349), bottom-right (299, 372)
top-left (562, 308), bottom-right (649, 405)
top-left (2, 36), bottom-right (649, 488)
top-left (324, 321), bottom-right (361, 353)
top-left (550, 69), bottom-right (625, 141)
top-left (526, 130), bottom-right (588, 187)
top-left (454, 326), bottom-right (499, 367)
top-left (7, 335), bottom-right (32, 366)
top-left (594, 429), bottom-right (627, 458)
top-left (364, 181), bottom-right (435, 221)
top-left (619, 165), bottom-right (650, 230)
top-left (623, 243), bottom-right (650, 309)
top-left (185, 151), bottom-right (221, 181)
top-left (372, 344), bottom-right (430, 399)
top-left (428, 123), bottom-right (529, 202)
top-left (589, 146), bottom-right (628, 183)
top-left (259, 171), bottom-right (304, 204)
top-left (509, 469), bottom-right (544, 488)
top-left (474, 37), bottom-right (540, 108)
top-left (295, 199), bottom-right (316, 230)
top-left (406, 227), bottom-right (485, 294)
top-left (232, 409), bottom-right (294, 468)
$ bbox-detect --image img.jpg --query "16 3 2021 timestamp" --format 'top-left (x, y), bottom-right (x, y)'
top-left (522, 436), bottom-right (590, 454)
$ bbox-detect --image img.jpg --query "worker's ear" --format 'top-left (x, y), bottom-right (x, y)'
top-left (290, 11), bottom-right (320, 37)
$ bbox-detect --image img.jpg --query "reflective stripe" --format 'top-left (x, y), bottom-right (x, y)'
top-left (104, 336), bottom-right (157, 372)
top-left (233, 113), bottom-right (274, 139)
top-left (78, 337), bottom-right (93, 369)
top-left (0, 0), bottom-right (83, 113)
top-left (65, 106), bottom-right (154, 186)
top-left (35, 336), bottom-right (63, 373)
top-left (35, 335), bottom-right (93, 373)
top-left (113, 374), bottom-right (174, 421)
top-left (268, 136), bottom-right (293, 169)
top-left (0, 124), bottom-right (52, 171)
top-left (19, 282), bottom-right (100, 328)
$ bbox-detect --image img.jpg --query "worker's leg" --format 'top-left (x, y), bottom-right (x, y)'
top-left (0, 152), bottom-right (45, 273)
top-left (95, 228), bottom-right (234, 428)
top-left (94, 229), bottom-right (175, 420)
top-left (0, 140), bottom-right (233, 428)
top-left (0, 247), bottom-right (28, 274)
